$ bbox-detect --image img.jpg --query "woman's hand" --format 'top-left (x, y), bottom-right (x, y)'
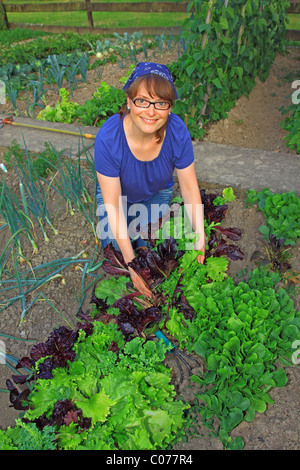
top-left (195, 239), bottom-right (205, 264)
top-left (196, 250), bottom-right (205, 264)
top-left (128, 266), bottom-right (153, 298)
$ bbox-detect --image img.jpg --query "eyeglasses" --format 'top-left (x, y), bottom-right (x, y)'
top-left (131, 98), bottom-right (171, 110)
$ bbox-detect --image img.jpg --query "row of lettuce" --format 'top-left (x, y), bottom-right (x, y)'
top-left (0, 187), bottom-right (299, 450)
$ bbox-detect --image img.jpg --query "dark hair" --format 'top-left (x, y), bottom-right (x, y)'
top-left (119, 74), bottom-right (177, 143)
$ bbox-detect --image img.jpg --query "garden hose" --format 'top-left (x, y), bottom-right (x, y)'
top-left (0, 117), bottom-right (96, 139)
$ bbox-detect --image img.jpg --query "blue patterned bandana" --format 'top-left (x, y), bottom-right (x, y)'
top-left (123, 62), bottom-right (178, 99)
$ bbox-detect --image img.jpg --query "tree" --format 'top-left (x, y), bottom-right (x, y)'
top-left (0, 0), bottom-right (9, 31)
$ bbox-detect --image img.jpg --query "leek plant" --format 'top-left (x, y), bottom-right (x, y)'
top-left (0, 247), bottom-right (103, 324)
top-left (0, 180), bottom-right (38, 259)
top-left (5, 139), bottom-right (58, 242)
top-left (76, 52), bottom-right (89, 83)
top-left (46, 55), bottom-right (66, 91)
top-left (39, 141), bottom-right (98, 241)
top-left (4, 81), bottom-right (23, 116)
top-left (25, 64), bottom-right (48, 117)
top-left (65, 62), bottom-right (79, 97)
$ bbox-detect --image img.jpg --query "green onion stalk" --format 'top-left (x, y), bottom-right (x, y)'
top-left (0, 182), bottom-right (37, 259)
top-left (0, 249), bottom-right (102, 324)
top-left (39, 145), bottom-right (97, 239)
top-left (4, 139), bottom-right (58, 241)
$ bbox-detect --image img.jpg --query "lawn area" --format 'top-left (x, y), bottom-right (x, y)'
top-left (288, 14), bottom-right (300, 30)
top-left (2, 1), bottom-right (298, 31)
top-left (5, 12), bottom-right (186, 29)
top-left (3, 0), bottom-right (187, 29)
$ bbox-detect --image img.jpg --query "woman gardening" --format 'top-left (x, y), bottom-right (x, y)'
top-left (95, 62), bottom-right (205, 297)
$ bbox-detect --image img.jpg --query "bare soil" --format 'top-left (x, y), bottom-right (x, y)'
top-left (0, 46), bottom-right (299, 450)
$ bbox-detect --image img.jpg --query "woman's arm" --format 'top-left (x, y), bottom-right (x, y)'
top-left (97, 173), bottom-right (152, 296)
top-left (176, 163), bottom-right (205, 263)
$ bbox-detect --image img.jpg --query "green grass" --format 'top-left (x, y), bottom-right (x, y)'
top-left (3, 0), bottom-right (184, 3)
top-left (3, 2), bottom-right (298, 32)
top-left (3, 0), bottom-right (187, 28)
top-left (0, 28), bottom-right (51, 45)
top-left (6, 11), bottom-right (186, 29)
top-left (288, 14), bottom-right (300, 30)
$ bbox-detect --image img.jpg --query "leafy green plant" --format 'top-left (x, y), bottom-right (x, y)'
top-left (83, 239), bottom-right (299, 450)
top-left (2, 322), bottom-right (188, 450)
top-left (280, 102), bottom-right (300, 154)
top-left (0, 32), bottom-right (92, 66)
top-left (2, 186), bottom-right (299, 450)
top-left (177, 266), bottom-right (299, 449)
top-left (1, 420), bottom-right (56, 450)
top-left (37, 88), bottom-right (79, 123)
top-left (75, 81), bottom-right (125, 127)
top-left (170, 0), bottom-right (289, 138)
top-left (245, 188), bottom-right (300, 246)
top-left (3, 140), bottom-right (59, 179)
top-left (37, 82), bottom-right (125, 127)
top-left (213, 187), bottom-right (235, 206)
top-left (87, 191), bottom-right (299, 449)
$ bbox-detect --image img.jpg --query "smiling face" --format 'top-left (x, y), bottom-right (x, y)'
top-left (124, 74), bottom-right (176, 141)
top-left (126, 82), bottom-right (171, 136)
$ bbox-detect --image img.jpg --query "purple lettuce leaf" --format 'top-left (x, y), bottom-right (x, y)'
top-left (102, 243), bottom-right (130, 277)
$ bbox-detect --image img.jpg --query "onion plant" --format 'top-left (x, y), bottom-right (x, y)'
top-left (39, 141), bottom-right (97, 241)
top-left (0, 179), bottom-right (38, 259)
top-left (46, 55), bottom-right (66, 91)
top-left (26, 73), bottom-right (48, 117)
top-left (0, 246), bottom-right (103, 324)
top-left (5, 139), bottom-right (58, 242)
top-left (4, 80), bottom-right (23, 116)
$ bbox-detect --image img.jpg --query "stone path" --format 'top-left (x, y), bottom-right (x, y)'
top-left (1, 114), bottom-right (299, 194)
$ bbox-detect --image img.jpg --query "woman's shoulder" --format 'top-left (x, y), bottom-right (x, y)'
top-left (167, 113), bottom-right (191, 143)
top-left (95, 114), bottom-right (122, 143)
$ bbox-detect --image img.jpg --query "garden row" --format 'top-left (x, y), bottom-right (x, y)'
top-left (0, 29), bottom-right (186, 121)
top-left (0, 0), bottom-right (299, 451)
top-left (1, 0), bottom-right (299, 152)
top-left (0, 140), bottom-right (102, 324)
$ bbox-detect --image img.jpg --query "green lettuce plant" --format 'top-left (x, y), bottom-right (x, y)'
top-left (281, 103), bottom-right (300, 154)
top-left (37, 88), bottom-right (79, 123)
top-left (1, 322), bottom-right (188, 450)
top-left (245, 188), bottom-right (300, 246)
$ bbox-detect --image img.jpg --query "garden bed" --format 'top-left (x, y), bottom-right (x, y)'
top-left (1, 41), bottom-right (299, 154)
top-left (0, 168), bottom-right (299, 449)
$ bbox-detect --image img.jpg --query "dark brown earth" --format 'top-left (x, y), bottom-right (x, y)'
top-left (0, 45), bottom-right (299, 450)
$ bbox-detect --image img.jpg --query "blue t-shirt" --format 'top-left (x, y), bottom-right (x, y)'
top-left (94, 113), bottom-right (194, 203)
